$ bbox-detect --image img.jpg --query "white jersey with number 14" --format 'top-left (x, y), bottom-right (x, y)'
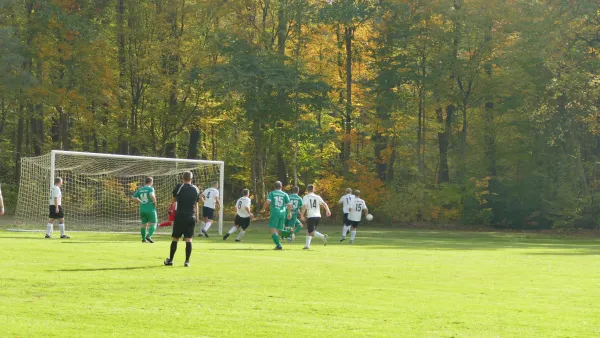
top-left (303, 193), bottom-right (325, 218)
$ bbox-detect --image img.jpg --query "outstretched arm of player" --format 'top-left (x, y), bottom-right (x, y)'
top-left (363, 207), bottom-right (369, 217)
top-left (150, 192), bottom-right (157, 207)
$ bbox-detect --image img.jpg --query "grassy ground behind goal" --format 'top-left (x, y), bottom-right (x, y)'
top-left (1, 224), bottom-right (599, 337)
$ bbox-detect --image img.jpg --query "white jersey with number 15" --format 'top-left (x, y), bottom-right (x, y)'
top-left (348, 198), bottom-right (367, 222)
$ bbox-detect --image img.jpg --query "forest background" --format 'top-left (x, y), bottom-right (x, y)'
top-left (1, 0), bottom-right (600, 229)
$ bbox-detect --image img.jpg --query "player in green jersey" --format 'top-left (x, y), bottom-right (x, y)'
top-left (132, 177), bottom-right (158, 243)
top-left (282, 186), bottom-right (304, 242)
top-left (261, 181), bottom-right (292, 250)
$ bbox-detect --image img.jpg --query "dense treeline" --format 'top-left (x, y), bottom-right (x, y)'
top-left (1, 0), bottom-right (599, 229)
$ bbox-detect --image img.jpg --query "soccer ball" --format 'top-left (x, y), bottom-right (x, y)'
top-left (366, 214), bottom-right (373, 221)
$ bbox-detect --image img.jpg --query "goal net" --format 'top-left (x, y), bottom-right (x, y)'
top-left (15, 151), bottom-right (224, 234)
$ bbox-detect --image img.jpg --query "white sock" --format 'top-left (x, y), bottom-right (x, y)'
top-left (305, 236), bottom-right (312, 247)
top-left (46, 223), bottom-right (53, 236)
top-left (314, 231), bottom-right (325, 240)
top-left (203, 221), bottom-right (213, 232)
top-left (236, 231), bottom-right (245, 241)
top-left (59, 223), bottom-right (65, 237)
top-left (350, 230), bottom-right (357, 241)
top-left (228, 226), bottom-right (237, 235)
top-left (342, 225), bottom-right (349, 237)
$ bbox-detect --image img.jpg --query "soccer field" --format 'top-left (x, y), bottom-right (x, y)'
top-left (1, 225), bottom-right (600, 338)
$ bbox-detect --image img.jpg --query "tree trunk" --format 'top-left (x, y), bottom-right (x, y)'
top-left (30, 103), bottom-right (44, 156)
top-left (164, 143), bottom-right (176, 158)
top-left (187, 129), bottom-right (201, 159)
top-left (417, 88), bottom-right (423, 174)
top-left (293, 138), bottom-right (298, 186)
top-left (0, 97), bottom-right (6, 133)
top-left (116, 0), bottom-right (129, 154)
top-left (386, 136), bottom-right (396, 182)
top-left (277, 152), bottom-right (287, 187)
top-left (252, 119), bottom-right (264, 205)
top-left (15, 104), bottom-right (24, 181)
top-left (437, 105), bottom-right (454, 183)
top-left (484, 101), bottom-right (497, 177)
top-left (373, 134), bottom-right (387, 182)
top-left (343, 26), bottom-right (354, 174)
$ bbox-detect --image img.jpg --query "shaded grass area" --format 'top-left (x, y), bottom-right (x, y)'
top-left (0, 224), bottom-right (599, 337)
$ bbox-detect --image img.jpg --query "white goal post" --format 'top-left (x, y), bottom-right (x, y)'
top-left (15, 150), bottom-right (225, 234)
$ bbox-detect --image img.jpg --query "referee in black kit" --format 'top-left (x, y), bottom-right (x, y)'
top-left (164, 171), bottom-right (200, 267)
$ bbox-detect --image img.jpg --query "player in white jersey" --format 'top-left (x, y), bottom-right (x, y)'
top-left (223, 189), bottom-right (254, 242)
top-left (338, 187), bottom-right (354, 242)
top-left (199, 181), bottom-right (221, 237)
top-left (299, 184), bottom-right (331, 249)
top-left (347, 190), bottom-right (368, 244)
top-left (46, 177), bottom-right (69, 239)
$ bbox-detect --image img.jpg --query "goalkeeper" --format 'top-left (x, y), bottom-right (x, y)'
top-left (158, 202), bottom-right (176, 228)
top-left (282, 186), bottom-right (304, 242)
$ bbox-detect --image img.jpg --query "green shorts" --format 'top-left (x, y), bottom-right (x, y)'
top-left (140, 210), bottom-right (157, 224)
top-left (268, 214), bottom-right (286, 231)
top-left (286, 215), bottom-right (301, 228)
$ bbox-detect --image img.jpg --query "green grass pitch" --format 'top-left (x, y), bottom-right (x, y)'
top-left (1, 224), bottom-right (600, 337)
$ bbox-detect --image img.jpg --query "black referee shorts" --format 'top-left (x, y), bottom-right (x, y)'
top-left (172, 214), bottom-right (196, 239)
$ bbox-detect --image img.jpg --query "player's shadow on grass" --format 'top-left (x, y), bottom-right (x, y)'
top-left (51, 266), bottom-right (164, 272)
top-left (525, 251), bottom-right (600, 256)
top-left (208, 248), bottom-right (274, 251)
top-left (60, 241), bottom-right (126, 244)
top-left (0, 236), bottom-right (49, 240)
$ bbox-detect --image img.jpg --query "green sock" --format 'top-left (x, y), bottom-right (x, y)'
top-left (141, 227), bottom-right (146, 240)
top-left (271, 233), bottom-right (281, 247)
top-left (148, 224), bottom-right (156, 237)
top-left (281, 229), bottom-right (290, 238)
top-left (294, 226), bottom-right (302, 234)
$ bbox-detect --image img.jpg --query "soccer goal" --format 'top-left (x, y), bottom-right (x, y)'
top-left (15, 150), bottom-right (225, 234)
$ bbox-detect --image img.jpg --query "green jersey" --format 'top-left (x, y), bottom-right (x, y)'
top-left (132, 186), bottom-right (156, 212)
top-left (289, 194), bottom-right (303, 215)
top-left (267, 190), bottom-right (290, 217)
